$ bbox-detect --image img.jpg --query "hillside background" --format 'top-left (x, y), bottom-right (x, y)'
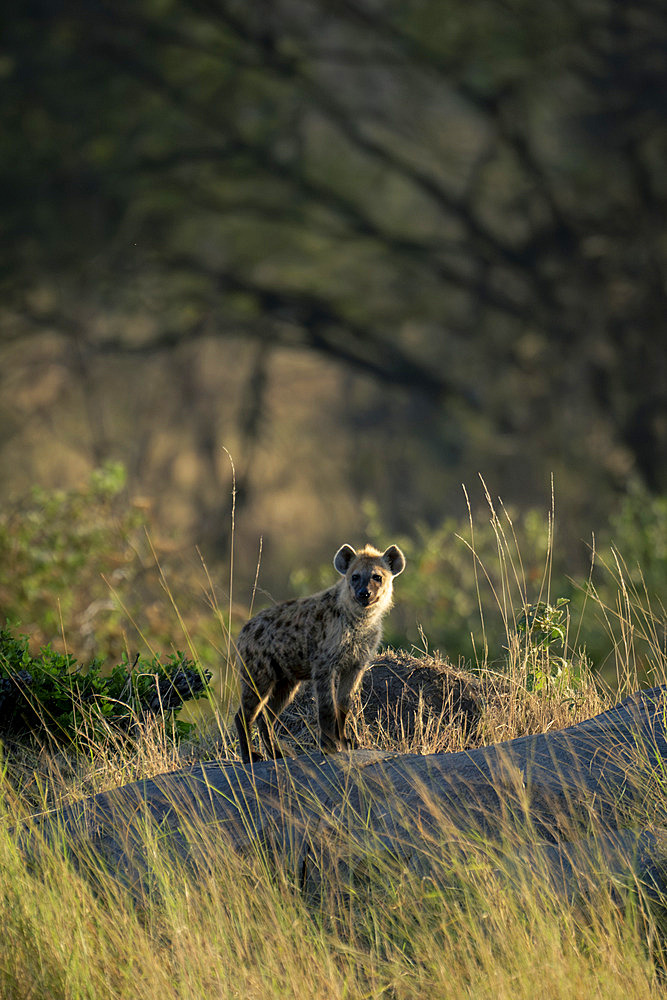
top-left (1, 0), bottom-right (666, 684)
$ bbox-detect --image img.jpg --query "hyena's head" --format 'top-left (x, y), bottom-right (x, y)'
top-left (333, 543), bottom-right (406, 613)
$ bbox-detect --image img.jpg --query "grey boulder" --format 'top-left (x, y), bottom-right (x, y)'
top-left (31, 686), bottom-right (667, 896)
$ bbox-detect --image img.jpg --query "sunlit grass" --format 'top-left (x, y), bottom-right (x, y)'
top-left (1, 485), bottom-right (666, 998)
top-left (2, 752), bottom-right (666, 1000)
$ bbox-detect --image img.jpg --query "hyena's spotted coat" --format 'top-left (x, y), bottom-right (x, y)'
top-left (234, 543), bottom-right (406, 762)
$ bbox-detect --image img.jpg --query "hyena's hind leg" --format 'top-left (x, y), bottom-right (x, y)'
top-left (257, 675), bottom-right (301, 759)
top-left (234, 663), bottom-right (274, 763)
top-left (234, 693), bottom-right (267, 764)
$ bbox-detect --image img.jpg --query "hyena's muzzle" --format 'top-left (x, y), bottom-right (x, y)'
top-left (350, 568), bottom-right (385, 607)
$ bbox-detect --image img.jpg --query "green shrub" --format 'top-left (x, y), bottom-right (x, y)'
top-left (0, 463), bottom-right (230, 685)
top-left (0, 625), bottom-right (211, 746)
top-left (0, 461), bottom-right (146, 658)
top-left (514, 597), bottom-right (587, 694)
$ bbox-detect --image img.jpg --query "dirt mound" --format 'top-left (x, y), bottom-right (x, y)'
top-left (279, 649), bottom-right (491, 753)
top-left (359, 649), bottom-right (485, 736)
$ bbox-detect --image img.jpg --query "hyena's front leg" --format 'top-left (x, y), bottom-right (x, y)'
top-left (335, 662), bottom-right (366, 750)
top-left (313, 664), bottom-right (342, 753)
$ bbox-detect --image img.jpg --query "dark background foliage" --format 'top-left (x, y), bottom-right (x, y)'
top-left (1, 0), bottom-right (665, 670)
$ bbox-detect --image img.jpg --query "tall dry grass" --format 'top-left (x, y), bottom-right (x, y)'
top-left (1, 486), bottom-right (666, 999)
top-left (1, 721), bottom-right (666, 1000)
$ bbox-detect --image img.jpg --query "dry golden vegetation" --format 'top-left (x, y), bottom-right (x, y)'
top-left (1, 633), bottom-right (666, 1000)
top-left (1, 483), bottom-right (666, 999)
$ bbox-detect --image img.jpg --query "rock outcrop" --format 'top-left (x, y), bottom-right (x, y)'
top-left (30, 686), bottom-right (667, 897)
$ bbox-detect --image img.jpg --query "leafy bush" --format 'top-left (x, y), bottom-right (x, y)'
top-left (573, 484), bottom-right (667, 674)
top-left (0, 461), bottom-right (146, 658)
top-left (0, 463), bottom-right (231, 688)
top-left (514, 597), bottom-right (586, 695)
top-left (0, 626), bottom-right (212, 746)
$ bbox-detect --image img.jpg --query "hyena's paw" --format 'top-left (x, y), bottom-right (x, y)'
top-left (268, 741), bottom-right (296, 760)
top-left (319, 734), bottom-right (343, 754)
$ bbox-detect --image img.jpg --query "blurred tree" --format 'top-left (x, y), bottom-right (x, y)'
top-left (1, 0), bottom-right (666, 534)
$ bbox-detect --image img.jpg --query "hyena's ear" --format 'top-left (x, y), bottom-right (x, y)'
top-left (382, 545), bottom-right (406, 577)
top-left (334, 544), bottom-right (357, 575)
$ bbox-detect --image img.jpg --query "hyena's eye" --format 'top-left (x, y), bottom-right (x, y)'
top-left (372, 573), bottom-right (383, 583)
top-left (351, 573), bottom-right (360, 583)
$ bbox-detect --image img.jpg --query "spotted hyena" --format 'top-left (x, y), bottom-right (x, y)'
top-left (234, 543), bottom-right (406, 762)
